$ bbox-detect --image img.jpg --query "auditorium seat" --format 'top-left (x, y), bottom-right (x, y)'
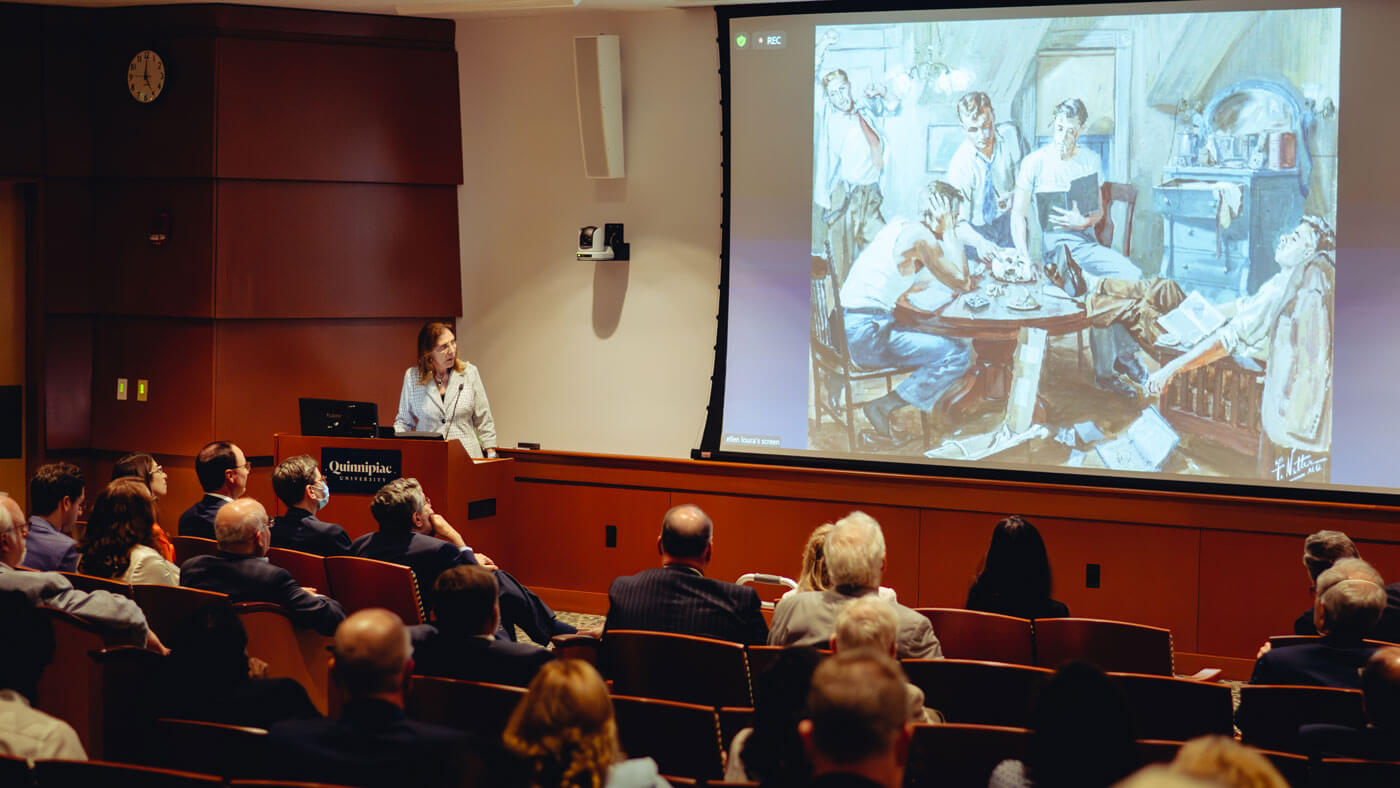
top-left (229, 781), bottom-right (361, 788)
top-left (745, 644), bottom-right (830, 684)
top-left (35, 607), bottom-right (109, 756)
top-left (611, 693), bottom-right (724, 780)
top-left (404, 675), bottom-right (525, 741)
top-left (1236, 684), bottom-right (1367, 753)
top-left (904, 722), bottom-right (1030, 788)
top-left (1269, 633), bottom-right (1399, 649)
top-left (172, 536), bottom-right (219, 565)
top-left (58, 571), bottom-right (133, 598)
top-left (1259, 749), bottom-right (1310, 788)
top-left (132, 584), bottom-right (231, 639)
top-left (914, 608), bottom-right (1034, 665)
top-left (323, 556), bottom-right (424, 625)
top-left (234, 602), bottom-right (333, 715)
top-left (0, 753), bottom-right (32, 787)
top-left (33, 759), bottom-right (222, 788)
top-left (1313, 757), bottom-right (1400, 787)
top-left (901, 659), bottom-right (1051, 728)
top-left (550, 632), bottom-right (601, 665)
top-left (1134, 739), bottom-right (1182, 765)
top-left (266, 548), bottom-right (329, 595)
top-left (153, 718), bottom-right (271, 779)
top-left (1109, 671), bottom-right (1234, 741)
top-left (603, 630), bottom-right (751, 707)
top-left (718, 706), bottom-right (755, 753)
top-left (89, 646), bottom-right (169, 764)
top-left (1032, 617), bottom-right (1174, 675)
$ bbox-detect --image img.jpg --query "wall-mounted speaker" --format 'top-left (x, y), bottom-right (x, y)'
top-left (573, 34), bottom-right (624, 179)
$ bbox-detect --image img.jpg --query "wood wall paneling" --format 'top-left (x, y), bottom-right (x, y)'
top-left (215, 38), bottom-right (462, 184)
top-left (1197, 529), bottom-right (1309, 658)
top-left (0, 5), bottom-right (45, 177)
top-left (40, 7), bottom-right (98, 178)
top-left (91, 179), bottom-right (215, 317)
top-left (41, 179), bottom-right (94, 315)
top-left (42, 316), bottom-right (93, 451)
top-left (214, 182), bottom-right (461, 318)
top-left (90, 33), bottom-right (217, 178)
top-left (212, 318), bottom-right (424, 458)
top-left (208, 4), bottom-right (454, 45)
top-left (91, 317), bottom-right (214, 456)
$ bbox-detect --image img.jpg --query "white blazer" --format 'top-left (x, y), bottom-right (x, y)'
top-left (122, 544), bottom-right (180, 586)
top-left (393, 363), bottom-right (497, 458)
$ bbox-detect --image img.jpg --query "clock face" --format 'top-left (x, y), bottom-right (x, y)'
top-left (127, 50), bottom-right (166, 104)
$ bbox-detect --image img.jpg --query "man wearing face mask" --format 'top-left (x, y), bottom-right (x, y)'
top-left (269, 455), bottom-right (351, 557)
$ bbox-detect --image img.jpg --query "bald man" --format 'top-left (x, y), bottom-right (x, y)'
top-left (603, 504), bottom-right (768, 645)
top-left (181, 498), bottom-right (345, 636)
top-left (269, 609), bottom-right (481, 788)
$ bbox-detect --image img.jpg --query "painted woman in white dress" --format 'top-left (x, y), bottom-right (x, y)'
top-left (393, 321), bottom-right (498, 459)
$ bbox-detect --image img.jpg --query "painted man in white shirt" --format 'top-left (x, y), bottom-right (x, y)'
top-left (946, 91), bottom-right (1022, 262)
top-left (815, 68), bottom-right (896, 285)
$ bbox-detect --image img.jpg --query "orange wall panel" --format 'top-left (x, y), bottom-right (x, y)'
top-left (90, 180), bottom-right (216, 317)
top-left (1198, 529), bottom-right (1308, 658)
top-left (91, 318), bottom-right (214, 456)
top-left (43, 317), bottom-right (93, 451)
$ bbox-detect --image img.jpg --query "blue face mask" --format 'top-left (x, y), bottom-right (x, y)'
top-left (313, 481), bottom-right (330, 510)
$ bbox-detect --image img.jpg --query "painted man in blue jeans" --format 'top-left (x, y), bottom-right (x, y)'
top-left (839, 181), bottom-right (973, 445)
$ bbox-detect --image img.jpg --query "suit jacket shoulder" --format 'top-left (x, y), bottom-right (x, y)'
top-left (606, 566), bottom-right (768, 645)
top-left (413, 629), bottom-right (554, 687)
top-left (182, 553), bottom-right (345, 636)
top-left (272, 508), bottom-right (352, 557)
top-left (177, 496), bottom-right (224, 540)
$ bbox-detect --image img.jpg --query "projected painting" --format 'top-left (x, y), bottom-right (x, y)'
top-left (807, 9), bottom-right (1339, 484)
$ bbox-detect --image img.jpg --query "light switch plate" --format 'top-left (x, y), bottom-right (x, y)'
top-left (117, 378), bottom-right (128, 401)
top-left (136, 379), bottom-right (148, 402)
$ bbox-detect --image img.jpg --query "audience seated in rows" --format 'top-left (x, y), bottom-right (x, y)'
top-left (19, 462), bottom-right (84, 572)
top-left (178, 440), bottom-right (249, 540)
top-left (989, 661), bottom-right (1137, 788)
top-left (783, 523), bottom-right (897, 605)
top-left (1299, 644), bottom-right (1400, 760)
top-left (111, 452), bottom-right (176, 562)
top-left (965, 516), bottom-right (1069, 621)
top-left (0, 494), bottom-right (162, 651)
top-left (1250, 557), bottom-right (1387, 689)
top-left (800, 650), bottom-right (913, 788)
top-left (161, 604), bottom-right (321, 730)
top-left (1166, 735), bottom-right (1287, 788)
top-left (832, 596), bottom-right (940, 723)
top-left (270, 454), bottom-right (352, 557)
top-left (79, 478), bottom-right (181, 586)
top-left (354, 477), bottom-right (572, 644)
top-left (502, 659), bottom-right (669, 788)
top-left (770, 511), bottom-right (941, 659)
top-left (413, 564), bottom-right (554, 687)
top-left (270, 608), bottom-right (483, 788)
top-left (181, 498), bottom-right (346, 636)
top-left (725, 646), bottom-right (822, 786)
top-left (604, 503), bottom-right (769, 646)
top-left (1294, 529), bottom-right (1400, 643)
top-left (0, 589), bottom-right (87, 760)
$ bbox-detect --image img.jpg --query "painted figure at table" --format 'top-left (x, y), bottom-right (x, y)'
top-left (946, 91), bottom-right (1023, 263)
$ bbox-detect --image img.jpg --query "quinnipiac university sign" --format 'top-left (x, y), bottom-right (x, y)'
top-left (321, 447), bottom-right (402, 494)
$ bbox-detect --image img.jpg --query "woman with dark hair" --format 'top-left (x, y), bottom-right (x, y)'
top-left (78, 478), bottom-right (180, 585)
top-left (393, 321), bottom-right (498, 459)
top-left (725, 646), bottom-right (822, 786)
top-left (112, 452), bottom-right (175, 562)
top-left (989, 661), bottom-right (1138, 788)
top-left (966, 515), bottom-right (1068, 620)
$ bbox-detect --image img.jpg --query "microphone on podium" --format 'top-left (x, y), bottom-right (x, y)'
top-left (443, 382), bottom-right (465, 434)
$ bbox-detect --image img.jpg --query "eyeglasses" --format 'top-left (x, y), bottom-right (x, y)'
top-left (233, 462), bottom-right (252, 472)
top-left (0, 523), bottom-right (28, 539)
top-left (152, 465), bottom-right (165, 475)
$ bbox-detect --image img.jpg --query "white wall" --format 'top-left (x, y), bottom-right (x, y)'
top-left (456, 9), bottom-right (721, 458)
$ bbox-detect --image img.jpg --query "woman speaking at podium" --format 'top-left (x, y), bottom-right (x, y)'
top-left (394, 321), bottom-right (499, 459)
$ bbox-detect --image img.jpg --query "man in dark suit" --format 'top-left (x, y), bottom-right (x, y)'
top-left (801, 650), bottom-right (914, 788)
top-left (177, 441), bottom-right (249, 540)
top-left (413, 564), bottom-right (553, 687)
top-left (604, 504), bottom-right (769, 645)
top-left (269, 608), bottom-right (483, 788)
top-left (1250, 558), bottom-right (1388, 689)
top-left (1293, 530), bottom-right (1400, 644)
top-left (181, 497), bottom-right (346, 636)
top-left (351, 478), bottom-right (571, 645)
top-left (1301, 645), bottom-right (1400, 760)
top-left (269, 455), bottom-right (351, 556)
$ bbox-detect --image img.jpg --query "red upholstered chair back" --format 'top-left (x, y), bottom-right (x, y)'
top-left (405, 676), bottom-right (525, 742)
top-left (32, 759), bottom-right (223, 788)
top-left (172, 536), bottom-right (219, 565)
top-left (900, 658), bottom-right (1051, 728)
top-left (266, 547), bottom-right (329, 595)
top-left (34, 606), bottom-right (107, 757)
top-left (322, 556), bottom-right (424, 625)
top-left (153, 718), bottom-right (271, 779)
top-left (914, 608), bottom-right (1034, 665)
top-left (1032, 617), bottom-right (1173, 675)
top-left (132, 584), bottom-right (231, 640)
top-left (602, 629), bottom-right (752, 707)
top-left (1237, 684), bottom-right (1367, 754)
top-left (58, 571), bottom-right (134, 598)
top-left (234, 602), bottom-right (332, 715)
top-left (1314, 757), bottom-right (1400, 786)
top-left (611, 694), bottom-right (724, 781)
top-left (1109, 671), bottom-right (1234, 742)
top-left (0, 754), bottom-right (30, 788)
top-left (904, 723), bottom-right (1030, 788)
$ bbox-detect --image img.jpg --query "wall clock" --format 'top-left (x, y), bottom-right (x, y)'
top-left (127, 49), bottom-right (166, 104)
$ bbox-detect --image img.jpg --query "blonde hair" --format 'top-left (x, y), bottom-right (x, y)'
top-left (1169, 736), bottom-right (1288, 788)
top-left (797, 523), bottom-right (834, 592)
top-left (503, 660), bottom-right (621, 788)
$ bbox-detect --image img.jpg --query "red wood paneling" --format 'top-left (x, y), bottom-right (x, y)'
top-left (214, 182), bottom-right (460, 318)
top-left (212, 319), bottom-right (423, 458)
top-left (1198, 529), bottom-right (1308, 658)
top-left (43, 317), bottom-right (94, 451)
top-left (215, 37), bottom-right (462, 184)
top-left (40, 7), bottom-right (97, 178)
top-left (41, 179), bottom-right (94, 315)
top-left (90, 180), bottom-right (215, 317)
top-left (0, 6), bottom-right (45, 177)
top-left (90, 318), bottom-right (214, 457)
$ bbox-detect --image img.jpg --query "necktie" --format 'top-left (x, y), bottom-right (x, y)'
top-left (981, 155), bottom-right (998, 226)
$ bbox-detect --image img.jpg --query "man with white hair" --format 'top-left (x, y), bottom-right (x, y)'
top-left (769, 511), bottom-right (940, 658)
top-left (1292, 530), bottom-right (1400, 642)
top-left (1249, 558), bottom-right (1387, 689)
top-left (269, 609), bottom-right (480, 787)
top-left (181, 497), bottom-right (345, 636)
top-left (833, 595), bottom-right (939, 722)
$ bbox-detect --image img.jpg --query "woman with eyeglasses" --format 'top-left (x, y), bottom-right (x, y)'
top-left (79, 477), bottom-right (180, 585)
top-left (112, 452), bottom-right (176, 563)
top-left (393, 321), bottom-right (499, 459)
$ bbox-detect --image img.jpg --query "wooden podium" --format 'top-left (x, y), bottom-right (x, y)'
top-left (272, 433), bottom-right (515, 543)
